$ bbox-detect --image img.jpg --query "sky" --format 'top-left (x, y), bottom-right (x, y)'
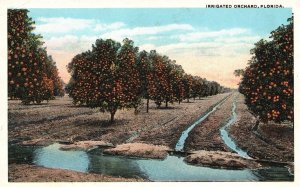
top-left (28, 8), bottom-right (292, 88)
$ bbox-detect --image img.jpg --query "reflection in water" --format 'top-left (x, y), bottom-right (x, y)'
top-left (83, 152), bottom-right (260, 181)
top-left (8, 144), bottom-right (38, 164)
top-left (252, 166), bottom-right (294, 181)
top-left (33, 143), bottom-right (90, 172)
top-left (136, 155), bottom-right (257, 181)
top-left (88, 151), bottom-right (146, 178)
top-left (8, 143), bottom-right (293, 181)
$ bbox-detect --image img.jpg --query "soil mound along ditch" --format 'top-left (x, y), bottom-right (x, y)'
top-left (175, 94), bottom-right (232, 152)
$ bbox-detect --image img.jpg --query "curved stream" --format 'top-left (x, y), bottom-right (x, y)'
top-left (219, 97), bottom-right (250, 158)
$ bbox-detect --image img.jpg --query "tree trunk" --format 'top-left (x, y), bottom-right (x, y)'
top-left (110, 110), bottom-right (116, 123)
top-left (187, 98), bottom-right (190, 103)
top-left (165, 100), bottom-right (168, 108)
top-left (146, 98), bottom-right (149, 113)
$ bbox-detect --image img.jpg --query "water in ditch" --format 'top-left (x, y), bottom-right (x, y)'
top-left (9, 143), bottom-right (293, 181)
top-left (175, 96), bottom-right (229, 151)
top-left (220, 99), bottom-right (250, 158)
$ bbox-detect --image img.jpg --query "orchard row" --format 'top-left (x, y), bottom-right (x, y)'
top-left (66, 38), bottom-right (230, 122)
top-left (238, 16), bottom-right (293, 123)
top-left (8, 9), bottom-right (64, 104)
top-left (7, 9), bottom-right (229, 122)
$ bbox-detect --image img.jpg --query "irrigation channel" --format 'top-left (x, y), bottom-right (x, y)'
top-left (219, 96), bottom-right (250, 158)
top-left (175, 94), bottom-right (230, 151)
top-left (9, 95), bottom-right (293, 181)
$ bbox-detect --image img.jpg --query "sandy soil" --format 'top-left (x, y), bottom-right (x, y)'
top-left (185, 150), bottom-right (261, 169)
top-left (8, 97), bottom-right (99, 127)
top-left (228, 94), bottom-right (294, 163)
top-left (184, 93), bottom-right (236, 152)
top-left (59, 140), bottom-right (114, 151)
top-left (103, 143), bottom-right (170, 159)
top-left (8, 164), bottom-right (146, 182)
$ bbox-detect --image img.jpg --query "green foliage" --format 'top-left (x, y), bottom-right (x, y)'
top-left (182, 74), bottom-right (193, 102)
top-left (68, 38), bottom-right (140, 122)
top-left (234, 69), bottom-right (245, 77)
top-left (67, 39), bottom-right (228, 121)
top-left (239, 17), bottom-right (293, 123)
top-left (8, 9), bottom-right (64, 104)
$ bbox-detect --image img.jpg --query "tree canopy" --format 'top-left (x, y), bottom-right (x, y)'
top-left (8, 9), bottom-right (64, 104)
top-left (238, 16), bottom-right (293, 123)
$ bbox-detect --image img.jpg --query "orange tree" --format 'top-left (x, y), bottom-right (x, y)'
top-left (163, 57), bottom-right (178, 108)
top-left (8, 9), bottom-right (35, 100)
top-left (68, 38), bottom-right (140, 123)
top-left (170, 64), bottom-right (185, 104)
top-left (136, 50), bottom-right (156, 112)
top-left (200, 80), bottom-right (215, 97)
top-left (116, 38), bottom-right (141, 114)
top-left (199, 79), bottom-right (208, 97)
top-left (182, 74), bottom-right (193, 102)
top-left (8, 9), bottom-right (60, 104)
top-left (239, 17), bottom-right (293, 124)
top-left (67, 51), bottom-right (92, 105)
top-left (46, 56), bottom-right (65, 97)
top-left (209, 81), bottom-right (221, 96)
top-left (191, 76), bottom-right (204, 100)
top-left (147, 51), bottom-right (172, 108)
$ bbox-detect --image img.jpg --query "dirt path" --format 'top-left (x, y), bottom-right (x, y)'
top-left (184, 93), bottom-right (236, 152)
top-left (228, 94), bottom-right (294, 162)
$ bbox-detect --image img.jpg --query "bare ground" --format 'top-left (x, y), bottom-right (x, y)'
top-left (103, 143), bottom-right (171, 159)
top-left (59, 140), bottom-right (114, 151)
top-left (184, 93), bottom-right (236, 152)
top-left (132, 94), bottom-right (231, 148)
top-left (8, 164), bottom-right (146, 182)
top-left (228, 94), bottom-right (294, 163)
top-left (185, 150), bottom-right (261, 169)
top-left (8, 93), bottom-right (230, 148)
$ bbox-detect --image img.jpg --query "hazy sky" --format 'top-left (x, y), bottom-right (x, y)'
top-left (28, 8), bottom-right (292, 88)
